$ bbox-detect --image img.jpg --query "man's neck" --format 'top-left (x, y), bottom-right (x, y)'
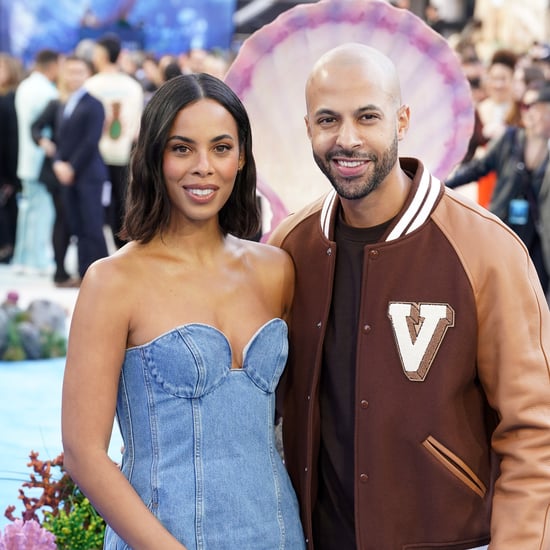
top-left (339, 168), bottom-right (412, 228)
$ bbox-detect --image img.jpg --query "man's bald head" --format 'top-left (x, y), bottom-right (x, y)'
top-left (305, 43), bottom-right (402, 111)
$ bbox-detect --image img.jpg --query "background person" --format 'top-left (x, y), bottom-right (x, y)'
top-left (11, 48), bottom-right (60, 275)
top-left (85, 32), bottom-right (144, 250)
top-left (446, 82), bottom-right (550, 295)
top-left (51, 55), bottom-right (109, 282)
top-left (0, 53), bottom-right (23, 264)
top-left (31, 64), bottom-right (74, 286)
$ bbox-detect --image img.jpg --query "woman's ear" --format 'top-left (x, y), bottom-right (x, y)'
top-left (238, 154), bottom-right (245, 170)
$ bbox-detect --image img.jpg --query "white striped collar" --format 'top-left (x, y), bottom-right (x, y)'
top-left (319, 166), bottom-right (441, 241)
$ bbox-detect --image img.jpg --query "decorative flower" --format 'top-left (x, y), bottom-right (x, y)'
top-left (0, 519), bottom-right (56, 550)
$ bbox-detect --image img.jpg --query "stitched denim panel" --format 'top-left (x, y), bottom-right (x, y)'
top-left (107, 319), bottom-right (304, 550)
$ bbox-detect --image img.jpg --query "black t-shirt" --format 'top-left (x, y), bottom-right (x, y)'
top-left (313, 210), bottom-right (392, 550)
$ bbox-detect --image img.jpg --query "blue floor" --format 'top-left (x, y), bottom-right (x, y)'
top-left (0, 358), bottom-right (122, 529)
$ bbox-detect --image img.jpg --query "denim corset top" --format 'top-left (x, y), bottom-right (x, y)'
top-left (106, 317), bottom-right (305, 550)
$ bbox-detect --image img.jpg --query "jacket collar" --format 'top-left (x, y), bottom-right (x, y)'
top-left (319, 158), bottom-right (442, 241)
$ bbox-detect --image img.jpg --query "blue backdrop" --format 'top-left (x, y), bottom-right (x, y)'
top-left (0, 358), bottom-right (123, 530)
top-left (0, 0), bottom-right (236, 66)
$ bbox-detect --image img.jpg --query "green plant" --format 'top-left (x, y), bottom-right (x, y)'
top-left (43, 494), bottom-right (105, 550)
top-left (40, 329), bottom-right (67, 358)
top-left (2, 317), bottom-right (26, 361)
top-left (4, 451), bottom-right (105, 549)
top-left (1, 294), bottom-right (68, 361)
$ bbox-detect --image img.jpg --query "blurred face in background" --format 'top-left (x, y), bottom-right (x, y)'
top-left (484, 62), bottom-right (515, 104)
top-left (461, 59), bottom-right (487, 105)
top-left (63, 58), bottom-right (91, 94)
top-left (521, 89), bottom-right (550, 138)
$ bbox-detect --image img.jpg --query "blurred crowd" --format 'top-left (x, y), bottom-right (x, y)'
top-left (0, 35), bottom-right (234, 287)
top-left (0, 1), bottom-right (550, 292)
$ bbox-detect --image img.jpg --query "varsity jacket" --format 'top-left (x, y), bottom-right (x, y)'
top-left (269, 158), bottom-right (550, 550)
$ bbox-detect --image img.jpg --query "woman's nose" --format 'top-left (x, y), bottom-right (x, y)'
top-left (192, 152), bottom-right (214, 176)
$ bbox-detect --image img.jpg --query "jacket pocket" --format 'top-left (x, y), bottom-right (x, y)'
top-left (422, 435), bottom-right (487, 498)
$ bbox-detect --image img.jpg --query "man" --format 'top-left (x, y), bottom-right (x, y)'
top-left (85, 33), bottom-right (143, 249)
top-left (12, 49), bottom-right (59, 275)
top-left (52, 56), bottom-right (109, 280)
top-left (269, 43), bottom-right (550, 550)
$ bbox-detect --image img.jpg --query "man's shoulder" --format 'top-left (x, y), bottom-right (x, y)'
top-left (16, 72), bottom-right (55, 97)
top-left (85, 72), bottom-right (143, 96)
top-left (268, 194), bottom-right (329, 247)
top-left (81, 91), bottom-right (103, 107)
top-left (435, 187), bottom-right (528, 262)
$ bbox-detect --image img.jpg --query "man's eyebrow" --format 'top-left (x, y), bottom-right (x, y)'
top-left (313, 105), bottom-right (380, 118)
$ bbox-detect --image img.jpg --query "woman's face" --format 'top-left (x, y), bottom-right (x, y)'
top-left (162, 98), bottom-right (242, 229)
top-left (484, 63), bottom-right (515, 104)
top-left (521, 89), bottom-right (550, 138)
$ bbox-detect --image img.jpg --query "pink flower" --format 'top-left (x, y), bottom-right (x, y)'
top-left (0, 519), bottom-right (56, 550)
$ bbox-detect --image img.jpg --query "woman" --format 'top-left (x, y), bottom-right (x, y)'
top-left (477, 48), bottom-right (520, 144)
top-left (61, 73), bottom-right (304, 550)
top-left (446, 82), bottom-right (550, 294)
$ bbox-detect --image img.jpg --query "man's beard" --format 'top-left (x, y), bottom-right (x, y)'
top-left (313, 134), bottom-right (398, 200)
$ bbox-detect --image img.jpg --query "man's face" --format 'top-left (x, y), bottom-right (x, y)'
top-left (92, 44), bottom-right (107, 71)
top-left (305, 63), bottom-right (407, 201)
top-left (63, 59), bottom-right (90, 93)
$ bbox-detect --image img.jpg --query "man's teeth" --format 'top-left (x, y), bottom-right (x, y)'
top-left (189, 188), bottom-right (214, 196)
top-left (337, 160), bottom-right (364, 168)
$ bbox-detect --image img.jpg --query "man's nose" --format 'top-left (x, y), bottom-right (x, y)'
top-left (336, 122), bottom-right (362, 149)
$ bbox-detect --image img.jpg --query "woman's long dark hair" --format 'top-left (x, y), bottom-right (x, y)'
top-left (122, 73), bottom-right (260, 243)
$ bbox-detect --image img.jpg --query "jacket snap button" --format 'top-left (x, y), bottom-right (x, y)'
top-left (369, 249), bottom-right (379, 259)
top-left (326, 248), bottom-right (332, 255)
top-left (360, 473), bottom-right (369, 483)
top-left (363, 324), bottom-right (371, 333)
top-left (317, 321), bottom-right (322, 328)
top-left (360, 400), bottom-right (369, 409)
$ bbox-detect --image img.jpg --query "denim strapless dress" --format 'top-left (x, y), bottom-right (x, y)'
top-left (103, 318), bottom-right (305, 550)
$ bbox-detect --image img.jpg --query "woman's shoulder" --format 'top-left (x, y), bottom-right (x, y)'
top-left (233, 237), bottom-right (293, 271)
top-left (80, 242), bottom-right (147, 294)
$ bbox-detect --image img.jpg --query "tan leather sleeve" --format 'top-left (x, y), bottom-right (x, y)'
top-left (435, 190), bottom-right (550, 549)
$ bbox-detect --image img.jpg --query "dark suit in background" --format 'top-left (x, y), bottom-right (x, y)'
top-left (31, 98), bottom-right (73, 283)
top-left (0, 90), bottom-right (20, 263)
top-left (55, 90), bottom-right (109, 278)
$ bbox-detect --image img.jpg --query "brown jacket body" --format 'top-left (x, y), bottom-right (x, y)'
top-left (269, 158), bottom-right (550, 550)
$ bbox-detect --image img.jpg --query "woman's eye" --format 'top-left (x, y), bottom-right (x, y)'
top-left (172, 144), bottom-right (190, 154)
top-left (214, 144), bottom-right (232, 153)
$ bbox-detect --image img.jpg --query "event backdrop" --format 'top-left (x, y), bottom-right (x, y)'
top-left (0, 0), bottom-right (236, 66)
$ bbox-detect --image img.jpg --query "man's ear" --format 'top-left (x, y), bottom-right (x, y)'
top-left (305, 115), bottom-right (312, 140)
top-left (397, 104), bottom-right (410, 141)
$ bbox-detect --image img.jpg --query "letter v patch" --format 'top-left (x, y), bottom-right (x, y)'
top-left (388, 302), bottom-right (455, 381)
